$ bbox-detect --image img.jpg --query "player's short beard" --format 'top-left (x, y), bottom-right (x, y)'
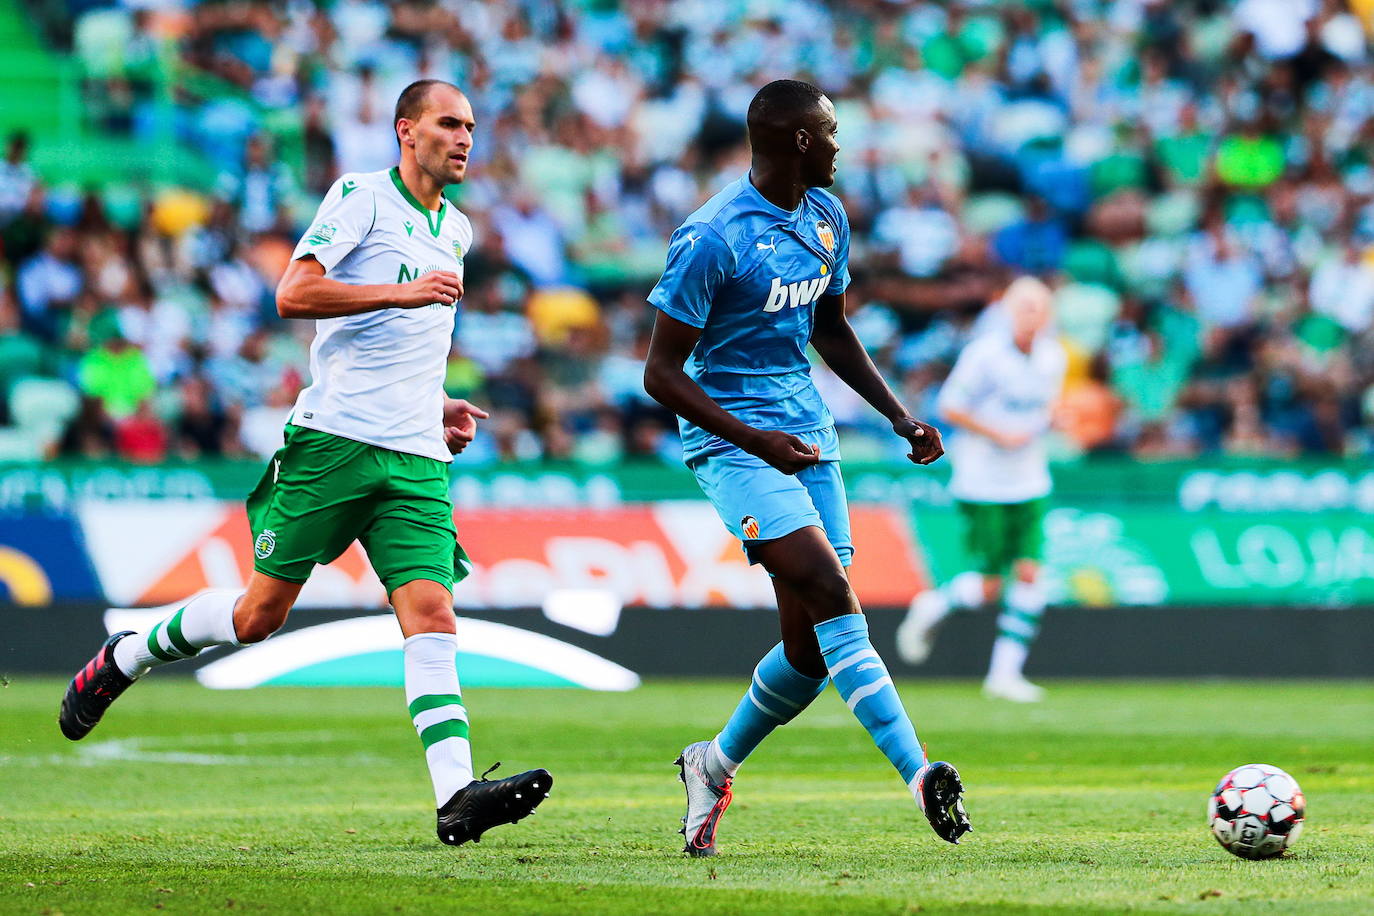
top-left (421, 146), bottom-right (462, 186)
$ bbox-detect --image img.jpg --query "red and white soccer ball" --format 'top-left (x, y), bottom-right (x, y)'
top-left (1208, 763), bottom-right (1305, 859)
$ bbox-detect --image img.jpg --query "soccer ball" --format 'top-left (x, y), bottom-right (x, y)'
top-left (1208, 763), bottom-right (1305, 859)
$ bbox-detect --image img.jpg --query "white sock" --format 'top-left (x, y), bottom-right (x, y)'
top-left (988, 637), bottom-right (1030, 681)
top-left (113, 590), bottom-right (243, 679)
top-left (946, 571), bottom-right (985, 609)
top-left (706, 735), bottom-right (739, 783)
top-left (404, 632), bottom-right (474, 806)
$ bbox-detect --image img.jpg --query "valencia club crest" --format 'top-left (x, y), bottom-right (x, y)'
top-left (815, 219), bottom-right (835, 252)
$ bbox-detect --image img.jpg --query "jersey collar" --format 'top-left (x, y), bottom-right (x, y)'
top-left (742, 173), bottom-right (802, 222)
top-left (389, 167), bottom-right (446, 236)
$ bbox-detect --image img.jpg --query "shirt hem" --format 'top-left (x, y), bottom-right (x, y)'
top-left (287, 417), bottom-right (453, 463)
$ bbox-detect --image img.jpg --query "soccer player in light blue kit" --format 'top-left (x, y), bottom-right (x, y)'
top-left (644, 80), bottom-right (972, 856)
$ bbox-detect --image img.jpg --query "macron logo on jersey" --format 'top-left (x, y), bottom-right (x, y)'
top-left (762, 264), bottom-right (830, 313)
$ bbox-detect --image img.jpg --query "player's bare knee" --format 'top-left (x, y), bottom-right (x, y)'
top-left (981, 575), bottom-right (1003, 605)
top-left (411, 607), bottom-right (457, 635)
top-left (1013, 560), bottom-right (1039, 584)
top-left (235, 610), bottom-right (286, 644)
top-left (234, 600), bottom-right (290, 644)
top-left (802, 569), bottom-right (853, 620)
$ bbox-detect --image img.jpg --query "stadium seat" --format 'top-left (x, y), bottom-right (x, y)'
top-left (961, 193), bottom-right (1025, 236)
top-left (1054, 282), bottom-right (1122, 354)
top-left (7, 378), bottom-right (80, 454)
top-left (73, 9), bottom-right (134, 79)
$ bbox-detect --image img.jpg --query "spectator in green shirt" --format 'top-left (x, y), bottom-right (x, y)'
top-left (1155, 104), bottom-right (1213, 188)
top-left (77, 334), bottom-right (155, 420)
top-left (1112, 331), bottom-right (1191, 423)
top-left (1214, 120), bottom-right (1286, 189)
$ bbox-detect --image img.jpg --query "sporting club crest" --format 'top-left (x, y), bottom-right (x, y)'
top-left (815, 219), bottom-right (835, 252)
top-left (305, 222), bottom-right (336, 246)
top-left (254, 529), bottom-right (277, 559)
top-left (741, 516), bottom-right (761, 540)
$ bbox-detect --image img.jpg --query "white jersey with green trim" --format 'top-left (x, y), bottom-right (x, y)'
top-left (289, 167), bottom-right (472, 462)
top-left (937, 330), bottom-right (1067, 504)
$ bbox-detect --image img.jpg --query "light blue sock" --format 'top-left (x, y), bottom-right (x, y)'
top-left (815, 613), bottom-right (927, 787)
top-left (710, 642), bottom-right (828, 778)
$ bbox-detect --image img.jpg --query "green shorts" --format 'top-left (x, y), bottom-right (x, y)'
top-left (956, 498), bottom-right (1047, 575)
top-left (246, 425), bottom-right (470, 596)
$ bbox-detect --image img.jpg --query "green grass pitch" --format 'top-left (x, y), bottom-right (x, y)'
top-left (2, 677), bottom-right (1371, 915)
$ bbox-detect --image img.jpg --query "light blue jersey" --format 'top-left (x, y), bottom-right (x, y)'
top-left (648, 174), bottom-right (851, 463)
top-left (649, 174), bottom-right (855, 564)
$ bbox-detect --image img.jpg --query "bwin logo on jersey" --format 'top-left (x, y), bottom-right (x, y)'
top-left (763, 264), bottom-right (830, 313)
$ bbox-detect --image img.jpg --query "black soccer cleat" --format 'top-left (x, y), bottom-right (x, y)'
top-left (436, 763), bottom-right (553, 846)
top-left (915, 761), bottom-right (973, 844)
top-left (58, 631), bottom-right (137, 741)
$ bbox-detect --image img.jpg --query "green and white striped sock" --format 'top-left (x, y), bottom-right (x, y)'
top-left (113, 590), bottom-right (244, 679)
top-left (989, 580), bottom-right (1047, 680)
top-left (404, 632), bottom-right (474, 806)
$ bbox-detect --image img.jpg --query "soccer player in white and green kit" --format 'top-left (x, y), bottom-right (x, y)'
top-left (896, 277), bottom-right (1067, 702)
top-left (58, 80), bottom-right (551, 845)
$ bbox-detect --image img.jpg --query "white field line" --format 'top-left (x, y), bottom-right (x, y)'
top-left (1, 737), bottom-right (392, 768)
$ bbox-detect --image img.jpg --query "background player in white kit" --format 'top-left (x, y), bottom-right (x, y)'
top-left (896, 277), bottom-right (1067, 702)
top-left (58, 79), bottom-right (551, 844)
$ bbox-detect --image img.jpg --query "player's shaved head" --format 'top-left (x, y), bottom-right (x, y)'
top-left (747, 79), bottom-right (826, 140)
top-left (394, 79), bottom-right (463, 129)
top-left (746, 79), bottom-right (839, 191)
top-left (1005, 276), bottom-right (1054, 344)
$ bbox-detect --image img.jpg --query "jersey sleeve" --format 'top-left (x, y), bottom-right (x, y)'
top-left (647, 223), bottom-right (734, 329)
top-left (937, 339), bottom-right (993, 416)
top-left (291, 176), bottom-right (375, 273)
top-left (824, 202), bottom-right (852, 297)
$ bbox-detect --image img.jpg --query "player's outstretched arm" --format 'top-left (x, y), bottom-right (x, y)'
top-left (643, 311), bottom-right (820, 475)
top-left (811, 293), bottom-right (944, 465)
top-left (276, 256), bottom-right (464, 319)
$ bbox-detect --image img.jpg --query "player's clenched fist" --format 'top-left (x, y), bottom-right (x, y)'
top-left (397, 270), bottom-right (464, 307)
top-left (748, 429), bottom-right (822, 475)
top-left (893, 416), bottom-right (944, 466)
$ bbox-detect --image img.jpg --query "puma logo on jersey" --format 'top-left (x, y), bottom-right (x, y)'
top-left (756, 237), bottom-right (777, 253)
top-left (687, 233), bottom-right (700, 249)
top-left (762, 264), bottom-right (831, 313)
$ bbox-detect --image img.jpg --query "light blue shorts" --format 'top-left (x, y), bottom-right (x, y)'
top-left (689, 441), bottom-right (853, 567)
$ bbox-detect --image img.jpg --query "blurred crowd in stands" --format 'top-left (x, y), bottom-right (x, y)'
top-left (5, 0), bottom-right (1374, 464)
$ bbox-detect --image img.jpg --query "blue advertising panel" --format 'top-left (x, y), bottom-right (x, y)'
top-left (0, 514), bottom-right (103, 604)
